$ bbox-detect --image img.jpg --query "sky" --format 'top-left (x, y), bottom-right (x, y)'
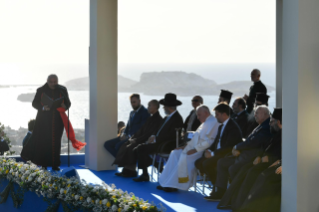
top-left (0, 0), bottom-right (276, 84)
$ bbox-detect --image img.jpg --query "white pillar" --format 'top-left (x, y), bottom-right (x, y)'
top-left (88, 0), bottom-right (117, 171)
top-left (281, 0), bottom-right (319, 211)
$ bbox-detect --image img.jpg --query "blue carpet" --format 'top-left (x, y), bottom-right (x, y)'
top-left (0, 165), bottom-right (231, 212)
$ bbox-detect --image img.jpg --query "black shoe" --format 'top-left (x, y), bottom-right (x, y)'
top-left (122, 170), bottom-right (138, 178)
top-left (115, 172), bottom-right (123, 176)
top-left (133, 175), bottom-right (149, 182)
top-left (163, 187), bottom-right (178, 192)
top-left (52, 167), bottom-right (60, 171)
top-left (156, 185), bottom-right (163, 190)
top-left (204, 187), bottom-right (226, 201)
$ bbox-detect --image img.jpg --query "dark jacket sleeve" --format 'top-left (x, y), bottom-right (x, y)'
top-left (32, 88), bottom-right (44, 111)
top-left (183, 113), bottom-right (191, 132)
top-left (61, 87), bottom-right (71, 110)
top-left (213, 121), bottom-right (243, 156)
top-left (236, 128), bottom-right (272, 151)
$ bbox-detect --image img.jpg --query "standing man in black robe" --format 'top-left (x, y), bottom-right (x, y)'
top-left (21, 74), bottom-right (71, 171)
top-left (244, 69), bottom-right (267, 114)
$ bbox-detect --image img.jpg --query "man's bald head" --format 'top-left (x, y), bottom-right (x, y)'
top-left (251, 69), bottom-right (261, 82)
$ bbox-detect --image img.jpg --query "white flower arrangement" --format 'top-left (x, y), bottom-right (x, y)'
top-left (0, 157), bottom-right (166, 212)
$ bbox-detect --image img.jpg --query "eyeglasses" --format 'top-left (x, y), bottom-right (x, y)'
top-left (192, 99), bottom-right (200, 102)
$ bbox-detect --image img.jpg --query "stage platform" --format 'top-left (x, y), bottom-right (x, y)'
top-left (0, 164), bottom-right (231, 212)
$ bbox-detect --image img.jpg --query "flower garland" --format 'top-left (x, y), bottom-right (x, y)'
top-left (0, 158), bottom-right (166, 212)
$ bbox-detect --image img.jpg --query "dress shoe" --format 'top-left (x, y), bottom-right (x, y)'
top-left (204, 187), bottom-right (226, 201)
top-left (163, 187), bottom-right (178, 192)
top-left (133, 175), bottom-right (149, 182)
top-left (122, 171), bottom-right (137, 178)
top-left (156, 185), bottom-right (163, 190)
top-left (115, 172), bottom-right (123, 176)
top-left (52, 166), bottom-right (60, 171)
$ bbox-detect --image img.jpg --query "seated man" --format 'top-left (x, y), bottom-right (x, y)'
top-left (23, 119), bottom-right (36, 147)
top-left (183, 95), bottom-right (203, 132)
top-left (206, 106), bottom-right (272, 201)
top-left (246, 93), bottom-right (269, 135)
top-left (117, 121), bottom-right (125, 137)
top-left (0, 131), bottom-right (9, 155)
top-left (104, 93), bottom-right (150, 157)
top-left (113, 100), bottom-right (163, 177)
top-left (158, 105), bottom-right (219, 192)
top-left (231, 97), bottom-right (249, 138)
top-left (237, 162), bottom-right (282, 212)
top-left (133, 93), bottom-right (184, 182)
top-left (195, 103), bottom-right (242, 191)
top-left (218, 108), bottom-right (282, 210)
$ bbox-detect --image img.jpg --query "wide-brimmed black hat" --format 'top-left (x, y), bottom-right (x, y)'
top-left (271, 108), bottom-right (282, 123)
top-left (255, 93), bottom-right (270, 104)
top-left (219, 90), bottom-right (233, 101)
top-left (159, 93), bottom-right (182, 106)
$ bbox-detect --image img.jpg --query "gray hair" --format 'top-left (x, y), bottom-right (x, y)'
top-left (255, 105), bottom-right (270, 116)
top-left (196, 105), bottom-right (211, 115)
top-left (252, 69), bottom-right (261, 76)
top-left (47, 74), bottom-right (58, 81)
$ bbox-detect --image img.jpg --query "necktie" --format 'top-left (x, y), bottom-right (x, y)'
top-left (215, 124), bottom-right (224, 149)
top-left (156, 116), bottom-right (171, 136)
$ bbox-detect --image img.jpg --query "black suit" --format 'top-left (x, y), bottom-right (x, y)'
top-left (232, 111), bottom-right (249, 138)
top-left (195, 118), bottom-right (242, 184)
top-left (113, 112), bottom-right (163, 167)
top-left (136, 111), bottom-right (184, 170)
top-left (183, 110), bottom-right (201, 132)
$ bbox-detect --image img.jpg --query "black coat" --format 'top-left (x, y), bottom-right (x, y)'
top-left (218, 130), bottom-right (282, 210)
top-left (21, 83), bottom-right (71, 167)
top-left (183, 110), bottom-right (201, 132)
top-left (155, 111), bottom-right (184, 153)
top-left (232, 111), bottom-right (249, 138)
top-left (235, 118), bottom-right (272, 163)
top-left (0, 138), bottom-right (9, 154)
top-left (209, 118), bottom-right (243, 158)
top-left (113, 112), bottom-right (163, 167)
top-left (246, 81), bottom-right (267, 113)
top-left (22, 132), bottom-right (32, 147)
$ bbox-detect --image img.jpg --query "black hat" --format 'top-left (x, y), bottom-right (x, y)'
top-left (255, 93), bottom-right (269, 105)
top-left (271, 108), bottom-right (282, 123)
top-left (159, 93), bottom-right (182, 107)
top-left (219, 90), bottom-right (233, 101)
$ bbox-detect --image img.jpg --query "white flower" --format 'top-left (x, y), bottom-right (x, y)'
top-left (102, 199), bottom-right (108, 205)
top-left (25, 170), bottom-right (31, 175)
top-left (21, 176), bottom-right (25, 181)
top-left (38, 178), bottom-right (42, 183)
top-left (75, 195), bottom-right (80, 200)
top-left (28, 177), bottom-right (33, 182)
top-left (60, 189), bottom-right (64, 194)
top-left (112, 205), bottom-right (118, 211)
top-left (95, 199), bottom-right (100, 205)
top-left (124, 205), bottom-right (130, 211)
top-left (87, 197), bottom-right (92, 203)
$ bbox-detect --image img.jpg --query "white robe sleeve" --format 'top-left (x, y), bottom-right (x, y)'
top-left (194, 116), bottom-right (219, 152)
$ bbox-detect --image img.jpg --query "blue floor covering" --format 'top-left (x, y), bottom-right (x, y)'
top-left (74, 165), bottom-right (231, 212)
top-left (0, 165), bottom-right (231, 212)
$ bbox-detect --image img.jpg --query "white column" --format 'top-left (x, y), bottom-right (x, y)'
top-left (88, 0), bottom-right (118, 171)
top-left (281, 0), bottom-right (319, 211)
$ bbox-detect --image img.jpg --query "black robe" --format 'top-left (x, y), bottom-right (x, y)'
top-left (236, 164), bottom-right (281, 212)
top-left (21, 83), bottom-right (71, 167)
top-left (218, 130), bottom-right (282, 210)
top-left (231, 111), bottom-right (249, 138)
top-left (246, 81), bottom-right (267, 113)
top-left (113, 112), bottom-right (163, 167)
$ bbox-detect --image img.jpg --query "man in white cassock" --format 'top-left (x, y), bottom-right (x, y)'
top-left (157, 105), bottom-right (219, 192)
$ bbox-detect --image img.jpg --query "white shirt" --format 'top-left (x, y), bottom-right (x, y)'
top-left (210, 118), bottom-right (230, 156)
